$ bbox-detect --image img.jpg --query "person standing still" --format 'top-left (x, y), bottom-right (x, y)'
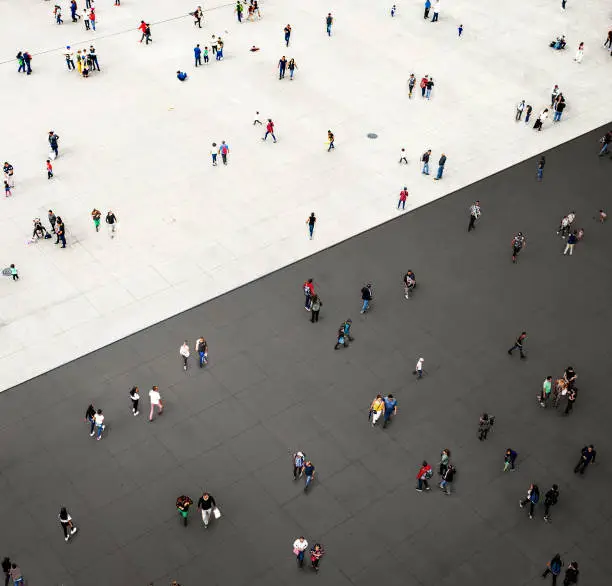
top-left (48, 131), bottom-right (60, 159)
top-left (421, 149), bottom-right (431, 174)
top-left (434, 153), bottom-right (446, 180)
top-left (235, 1), bottom-right (243, 22)
top-left (303, 278), bottom-right (315, 310)
top-left (563, 231), bottom-right (577, 255)
top-left (194, 44), bottom-right (202, 67)
top-left (306, 212), bottom-right (316, 239)
top-left (397, 186), bottom-right (408, 210)
top-left (180, 341), bottom-right (190, 370)
top-left (47, 209), bottom-right (57, 231)
top-left (516, 100), bottom-right (525, 121)
top-left (325, 13), bottom-right (333, 36)
top-left (149, 386), bottom-right (164, 421)
top-left (424, 0), bottom-right (431, 19)
top-left (431, 0), bottom-right (440, 22)
top-left (425, 77), bottom-right (435, 99)
top-left (310, 295), bottom-right (322, 323)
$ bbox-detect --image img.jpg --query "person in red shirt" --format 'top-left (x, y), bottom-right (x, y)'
top-left (398, 186), bottom-right (408, 210)
top-left (263, 119), bottom-right (277, 143)
top-left (420, 75), bottom-right (429, 98)
top-left (138, 21), bottom-right (148, 43)
top-left (303, 278), bottom-right (315, 311)
top-left (416, 460), bottom-right (432, 492)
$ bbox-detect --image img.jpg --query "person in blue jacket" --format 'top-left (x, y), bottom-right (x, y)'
top-left (177, 70), bottom-right (188, 81)
top-left (519, 483), bottom-right (539, 519)
top-left (194, 44), bottom-right (202, 67)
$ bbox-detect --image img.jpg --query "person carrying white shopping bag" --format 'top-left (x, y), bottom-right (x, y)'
top-left (197, 492), bottom-right (218, 528)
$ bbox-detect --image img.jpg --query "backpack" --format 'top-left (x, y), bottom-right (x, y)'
top-left (424, 468), bottom-right (433, 479)
top-left (530, 490), bottom-right (539, 504)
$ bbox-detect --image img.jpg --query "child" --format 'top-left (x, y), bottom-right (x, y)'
top-left (4, 181), bottom-right (11, 197)
top-left (458, 24), bottom-right (463, 37)
top-left (253, 111), bottom-right (262, 125)
top-left (10, 264), bottom-right (18, 281)
top-left (399, 148), bottom-right (408, 164)
top-left (211, 142), bottom-right (218, 166)
top-left (46, 159), bottom-right (53, 179)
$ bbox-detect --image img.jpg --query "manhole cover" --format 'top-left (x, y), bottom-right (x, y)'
top-left (367, 133), bottom-right (378, 139)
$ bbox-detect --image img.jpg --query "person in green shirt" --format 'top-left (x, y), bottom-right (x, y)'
top-left (235, 1), bottom-right (244, 22)
top-left (540, 376), bottom-right (552, 407)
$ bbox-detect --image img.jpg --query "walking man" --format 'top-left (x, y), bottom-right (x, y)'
top-left (424, 0), bottom-right (431, 19)
top-left (306, 212), bottom-right (316, 239)
top-left (197, 492), bottom-right (217, 528)
top-left (325, 13), bottom-right (333, 36)
top-left (195, 336), bottom-right (208, 367)
top-left (399, 147), bottom-right (408, 163)
top-left (574, 445), bottom-right (596, 475)
top-left (511, 232), bottom-right (526, 263)
top-left (504, 448), bottom-right (518, 471)
top-left (65, 46), bottom-right (75, 70)
top-left (219, 141), bottom-right (230, 165)
top-left (542, 554), bottom-right (563, 584)
top-left (508, 331), bottom-right (527, 359)
top-left (468, 200), bottom-right (481, 231)
top-left (382, 394), bottom-right (397, 428)
top-left (302, 460), bottom-right (315, 492)
top-left (360, 283), bottom-right (373, 313)
top-left (434, 153), bottom-right (446, 180)
top-left (149, 386), bottom-right (164, 421)
top-left (48, 131), bottom-right (60, 158)
top-left (179, 341), bottom-right (190, 370)
top-left (105, 210), bottom-right (118, 238)
top-left (431, 0), bottom-right (440, 21)
top-left (543, 484), bottom-right (559, 522)
top-left (278, 56), bottom-right (287, 79)
top-left (284, 24), bottom-right (292, 47)
top-left (413, 357), bottom-right (424, 379)
top-left (193, 5), bottom-right (203, 27)
top-left (421, 149), bottom-right (431, 174)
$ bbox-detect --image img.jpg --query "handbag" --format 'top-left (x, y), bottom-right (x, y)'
top-left (293, 548), bottom-right (300, 555)
top-left (213, 507), bottom-right (221, 519)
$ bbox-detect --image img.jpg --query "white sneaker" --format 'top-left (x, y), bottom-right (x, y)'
top-left (65, 535), bottom-right (70, 542)
top-left (90, 432), bottom-right (95, 437)
top-left (71, 527), bottom-right (78, 534)
top-left (134, 411), bottom-right (139, 416)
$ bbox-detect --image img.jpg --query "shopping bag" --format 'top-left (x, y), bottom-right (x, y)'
top-left (213, 507), bottom-right (222, 519)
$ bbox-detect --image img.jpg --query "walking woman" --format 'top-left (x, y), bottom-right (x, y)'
top-left (519, 483), bottom-right (540, 519)
top-left (439, 449), bottom-right (450, 476)
top-left (542, 554), bottom-right (563, 585)
top-left (306, 212), bottom-right (316, 239)
top-left (129, 386), bottom-right (139, 416)
top-left (59, 507), bottom-right (78, 542)
top-left (288, 58), bottom-right (298, 79)
top-left (310, 543), bottom-right (325, 572)
top-left (85, 404), bottom-right (96, 436)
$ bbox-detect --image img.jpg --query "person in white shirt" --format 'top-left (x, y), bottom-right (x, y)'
top-left (293, 536), bottom-right (309, 568)
top-left (432, 1), bottom-right (440, 21)
top-left (414, 357), bottom-right (424, 379)
top-left (93, 409), bottom-right (105, 440)
top-left (180, 341), bottom-right (190, 370)
top-left (149, 386), bottom-right (163, 421)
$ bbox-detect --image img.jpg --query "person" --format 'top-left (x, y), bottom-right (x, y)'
top-left (278, 56), bottom-right (287, 79)
top-left (542, 554), bottom-right (563, 585)
top-left (32, 218), bottom-right (49, 240)
top-left (434, 153), bottom-right (446, 179)
top-left (543, 484), bottom-right (559, 522)
top-left (219, 141), bottom-right (230, 165)
top-left (439, 463), bottom-right (454, 495)
top-left (48, 131), bottom-right (60, 158)
top-left (425, 77), bottom-right (435, 99)
top-left (341, 319), bottom-right (354, 343)
top-left (9, 564), bottom-right (22, 586)
top-left (421, 149), bottom-right (431, 174)
top-left (55, 217), bottom-right (67, 248)
top-left (94, 409), bottom-right (105, 440)
top-left (284, 24), bottom-right (291, 47)
top-left (391, 4), bottom-right (396, 17)
top-left (516, 100), bottom-right (525, 120)
top-left (563, 562), bottom-right (579, 586)
top-left (4, 181), bottom-right (11, 198)
top-left (431, 0), bottom-right (440, 21)
top-left (288, 58), bottom-right (297, 80)
top-left (176, 495), bottom-right (193, 526)
top-left (537, 156), bottom-right (545, 180)
top-left (382, 394), bottom-right (397, 428)
top-left (310, 543), bottom-right (324, 572)
top-left (334, 325), bottom-right (346, 350)
top-left (408, 74), bottom-right (416, 98)
top-left (540, 376), bottom-right (552, 407)
top-left (508, 331), bottom-right (527, 358)
top-left (504, 448), bottom-right (517, 471)
top-left (524, 104), bottom-right (533, 124)
top-left (2, 557), bottom-right (11, 586)
top-left (177, 71), bottom-right (188, 81)
top-left (414, 357), bottom-right (424, 379)
top-left (105, 210), bottom-right (118, 238)
top-left (397, 186), bottom-right (408, 210)
top-left (292, 451), bottom-right (305, 479)
top-left (194, 44), bottom-right (202, 66)
top-left (574, 445), bottom-right (596, 474)
top-left (129, 386), bottom-right (140, 415)
top-left (510, 232), bottom-right (526, 263)
top-left (216, 38), bottom-right (224, 60)
top-left (303, 278), bottom-right (315, 310)
top-left (197, 492), bottom-right (217, 528)
top-left (310, 295), bottom-right (322, 323)
top-left (327, 130), bottom-right (335, 151)
top-left (302, 460), bottom-right (315, 491)
top-left (195, 337), bottom-right (208, 367)
top-left (599, 209), bottom-right (607, 223)
top-left (519, 483), bottom-right (539, 519)
top-left (403, 270), bottom-right (416, 298)
top-left (468, 200), bottom-right (481, 231)
top-left (149, 386), bottom-right (163, 421)
top-left (458, 23), bottom-right (463, 36)
top-left (416, 461), bottom-right (433, 492)
top-left (478, 413), bottom-right (491, 440)
top-left (325, 13), bottom-right (333, 36)
top-left (89, 8), bottom-right (96, 31)
top-left (306, 212), bottom-right (316, 239)
top-left (563, 231), bottom-right (577, 255)
top-left (59, 507), bottom-right (78, 542)
top-left (599, 131), bottom-right (612, 156)
top-left (369, 394), bottom-right (385, 427)
top-left (85, 404), bottom-right (96, 436)
top-left (564, 366), bottom-right (577, 390)
top-left (193, 5), bottom-right (203, 27)
top-left (360, 283), bottom-right (373, 313)
top-left (534, 109), bottom-right (548, 131)
top-left (424, 0), bottom-right (431, 19)
top-left (439, 449), bottom-right (450, 477)
top-left (235, 1), bottom-right (243, 22)
top-left (293, 536), bottom-right (308, 568)
top-left (179, 341), bottom-right (190, 370)
top-left (263, 119), bottom-right (277, 142)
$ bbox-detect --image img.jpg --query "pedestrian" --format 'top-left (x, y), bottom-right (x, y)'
top-left (434, 152), bottom-right (446, 179)
top-left (306, 212), bottom-right (316, 239)
top-left (85, 404), bottom-right (96, 436)
top-left (416, 461), bottom-right (433, 492)
top-left (76, 50), bottom-right (83, 74)
top-left (458, 23), bottom-right (463, 36)
top-left (382, 393), bottom-right (397, 428)
top-left (70, 1), bottom-right (78, 22)
top-left (89, 45), bottom-right (100, 71)
top-left (424, 0), bottom-right (431, 19)
top-left (203, 46), bottom-right (209, 63)
top-left (557, 215), bottom-right (569, 238)
top-left (211, 35), bottom-right (218, 56)
top-left (89, 8), bottom-right (96, 31)
top-left (302, 460), bottom-right (315, 491)
top-left (425, 77), bottom-right (435, 99)
top-left (598, 131), bottom-right (612, 156)
top-left (179, 340), bottom-right (190, 370)
top-left (65, 46), bottom-right (75, 70)
top-left (176, 495), bottom-right (193, 526)
top-left (551, 85), bottom-right (560, 106)
top-left (543, 484), bottom-right (559, 522)
top-left (284, 24), bottom-right (292, 47)
top-left (197, 491), bottom-right (217, 528)
top-left (54, 5), bottom-right (63, 24)
top-left (235, 1), bottom-right (243, 22)
top-left (537, 156), bottom-right (545, 180)
top-left (561, 0), bottom-right (567, 8)
top-left (93, 408), bottom-right (105, 440)
top-left (439, 463), bottom-right (455, 495)
top-left (2, 557), bottom-right (11, 586)
top-left (310, 295), bottom-right (322, 323)
top-left (439, 448), bottom-right (450, 477)
top-left (599, 209), bottom-right (607, 223)
top-left (391, 4), bottom-right (396, 17)
top-left (504, 448), bottom-right (517, 471)
top-left (216, 38), bottom-right (224, 60)
top-left (369, 394), bottom-right (385, 427)
top-left (534, 109), bottom-right (548, 131)
top-left (413, 357), bottom-right (424, 379)
top-left (334, 324), bottom-right (347, 350)
top-left (262, 119), bottom-right (277, 142)
top-left (325, 13), bottom-right (333, 36)
top-left (327, 130), bottom-right (335, 151)
top-left (360, 283), bottom-right (373, 313)
top-left (139, 21), bottom-right (147, 42)
top-left (468, 200), bottom-right (481, 231)
top-left (421, 149), bottom-right (431, 174)
top-left (574, 445), bottom-right (596, 474)
top-left (573, 41), bottom-right (584, 62)
top-left (9, 564), bottom-right (23, 586)
top-left (562, 229), bottom-right (577, 255)
top-left (195, 336), bottom-right (208, 367)
top-left (105, 210), bottom-right (118, 238)
top-left (310, 543), bottom-right (324, 572)
top-left (293, 536), bottom-right (308, 568)
top-left (210, 143), bottom-right (218, 166)
top-left (129, 386), bottom-right (139, 415)
top-left (145, 23), bottom-right (152, 44)
top-left (278, 55), bottom-right (287, 79)
top-left (3, 181), bottom-right (11, 198)
top-left (48, 131), bottom-right (60, 159)
top-left (553, 100), bottom-right (566, 122)
top-left (341, 318), bottom-right (354, 343)
top-left (292, 451), bottom-right (305, 480)
top-left (3, 162), bottom-right (14, 188)
top-left (524, 104), bottom-right (533, 124)
top-left (576, 227), bottom-right (584, 241)
top-left (303, 278), bottom-right (315, 310)
top-left (563, 562), bottom-right (579, 586)
top-left (510, 232), bottom-right (526, 263)
top-left (149, 385), bottom-right (163, 421)
top-left (253, 111), bottom-right (262, 126)
top-left (219, 141), bottom-right (229, 165)
top-left (398, 186), bottom-right (408, 210)
top-left (56, 219), bottom-right (66, 248)
top-left (9, 264), bottom-right (18, 281)
top-left (508, 331), bottom-right (527, 358)
top-left (288, 58), bottom-right (297, 79)
top-left (542, 554), bottom-right (563, 585)
top-left (403, 270), bottom-right (416, 299)
top-left (540, 376), bottom-right (552, 407)
top-left (83, 8), bottom-right (90, 30)
top-left (605, 29), bottom-right (612, 49)
top-left (516, 100), bottom-right (525, 121)
top-left (408, 74), bottom-right (416, 98)
top-left (478, 412), bottom-right (492, 440)
top-left (519, 483), bottom-right (540, 519)
top-left (193, 5), bottom-right (203, 27)
top-left (431, 0), bottom-right (440, 22)
top-left (59, 507), bottom-right (78, 542)
top-left (194, 44), bottom-right (202, 66)
top-left (90, 208), bottom-right (101, 232)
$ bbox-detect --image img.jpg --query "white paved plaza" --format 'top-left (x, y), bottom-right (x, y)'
top-left (0, 0), bottom-right (610, 391)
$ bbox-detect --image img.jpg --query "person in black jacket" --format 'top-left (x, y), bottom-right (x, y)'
top-left (563, 561), bottom-right (579, 586)
top-left (439, 463), bottom-right (455, 494)
top-left (197, 492), bottom-right (217, 528)
top-left (85, 404), bottom-right (96, 436)
top-left (2, 557), bottom-right (11, 586)
top-left (360, 284), bottom-right (373, 314)
top-left (543, 484), bottom-right (559, 522)
top-left (478, 413), bottom-right (492, 441)
top-left (574, 445), bottom-right (596, 475)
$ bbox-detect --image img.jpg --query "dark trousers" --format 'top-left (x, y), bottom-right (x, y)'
top-left (542, 569), bottom-right (558, 585)
top-left (516, 110), bottom-right (523, 120)
top-left (520, 498), bottom-right (535, 516)
top-left (66, 59), bottom-right (75, 70)
top-left (59, 234), bottom-right (66, 247)
top-left (293, 465), bottom-right (301, 479)
top-left (221, 154), bottom-right (227, 165)
top-left (145, 34), bottom-right (152, 44)
top-left (304, 294), bottom-right (311, 310)
top-left (432, 12), bottom-right (439, 21)
top-left (131, 398), bottom-right (139, 413)
top-left (468, 214), bottom-right (476, 231)
top-left (91, 57), bottom-right (100, 71)
top-left (564, 400), bottom-right (574, 414)
top-left (279, 67), bottom-right (285, 79)
top-left (544, 502), bottom-right (552, 518)
top-left (574, 459), bottom-right (588, 474)
top-left (61, 522), bottom-right (70, 538)
top-left (204, 55), bottom-right (209, 63)
top-left (311, 310), bottom-right (319, 322)
top-left (195, 17), bottom-right (202, 27)
top-left (508, 343), bottom-right (524, 357)
top-left (48, 171), bottom-right (53, 179)
top-left (424, 8), bottom-right (430, 18)
top-left (51, 146), bottom-right (59, 158)
top-left (85, 20), bottom-right (90, 30)
top-left (478, 428), bottom-right (489, 441)
top-left (195, 56), bottom-right (202, 66)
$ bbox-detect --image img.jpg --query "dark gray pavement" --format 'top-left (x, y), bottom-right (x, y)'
top-left (1, 124), bottom-right (611, 586)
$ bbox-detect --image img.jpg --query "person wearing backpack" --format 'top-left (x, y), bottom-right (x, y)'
top-left (519, 483), bottom-right (539, 519)
top-left (416, 461), bottom-right (432, 492)
top-left (542, 554), bottom-right (563, 585)
top-left (543, 484), bottom-right (559, 522)
top-left (218, 141), bottom-right (230, 165)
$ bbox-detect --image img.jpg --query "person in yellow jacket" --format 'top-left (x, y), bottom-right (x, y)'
top-left (369, 394), bottom-right (385, 427)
